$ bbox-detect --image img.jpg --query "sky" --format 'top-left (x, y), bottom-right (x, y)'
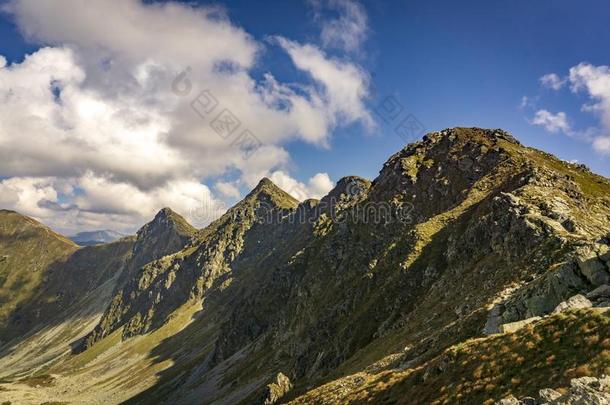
top-left (0, 0), bottom-right (608, 234)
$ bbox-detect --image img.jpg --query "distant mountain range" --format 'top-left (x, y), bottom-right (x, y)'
top-left (0, 128), bottom-right (609, 404)
top-left (70, 230), bottom-right (125, 246)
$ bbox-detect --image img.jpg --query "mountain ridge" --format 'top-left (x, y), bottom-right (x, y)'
top-left (0, 127), bottom-right (609, 404)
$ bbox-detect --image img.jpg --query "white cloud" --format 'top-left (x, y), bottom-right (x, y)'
top-left (269, 171), bottom-right (334, 201)
top-left (309, 0), bottom-right (368, 53)
top-left (519, 95), bottom-right (539, 110)
top-left (530, 63), bottom-right (610, 155)
top-left (214, 181), bottom-right (241, 199)
top-left (0, 0), bottom-right (373, 232)
top-left (531, 110), bottom-right (571, 134)
top-left (0, 173), bottom-right (226, 233)
top-left (308, 172), bottom-right (336, 197)
top-left (569, 63), bottom-right (610, 131)
top-left (592, 136), bottom-right (610, 154)
top-left (0, 177), bottom-right (59, 219)
top-left (274, 36), bottom-right (373, 139)
top-left (540, 73), bottom-right (566, 90)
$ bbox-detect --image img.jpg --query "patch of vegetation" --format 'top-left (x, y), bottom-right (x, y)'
top-left (311, 309), bottom-right (610, 405)
top-left (19, 374), bottom-right (55, 388)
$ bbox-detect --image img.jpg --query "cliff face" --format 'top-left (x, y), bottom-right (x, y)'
top-left (1, 128), bottom-right (609, 404)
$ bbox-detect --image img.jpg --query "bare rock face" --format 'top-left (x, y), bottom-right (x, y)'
top-left (552, 376), bottom-right (610, 405)
top-left (5, 127), bottom-right (610, 404)
top-left (257, 372), bottom-right (293, 405)
top-left (89, 128), bottom-right (610, 402)
top-left (588, 285), bottom-right (610, 308)
top-left (552, 294), bottom-right (593, 314)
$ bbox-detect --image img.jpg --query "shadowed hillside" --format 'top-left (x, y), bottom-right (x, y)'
top-left (0, 128), bottom-right (609, 404)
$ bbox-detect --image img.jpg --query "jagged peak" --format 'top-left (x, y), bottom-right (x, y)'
top-left (244, 177), bottom-right (299, 209)
top-left (322, 176), bottom-right (371, 202)
top-left (255, 177), bottom-right (274, 188)
top-left (157, 207), bottom-right (175, 217)
top-left (387, 127), bottom-right (520, 162)
top-left (137, 207), bottom-right (196, 238)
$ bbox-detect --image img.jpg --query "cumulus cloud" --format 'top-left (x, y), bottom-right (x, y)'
top-left (569, 63), bottom-right (610, 130)
top-left (0, 173), bottom-right (226, 233)
top-left (540, 73), bottom-right (566, 90)
top-left (214, 181), bottom-right (240, 199)
top-left (309, 0), bottom-right (368, 53)
top-left (567, 63), bottom-right (610, 154)
top-left (530, 63), bottom-right (610, 154)
top-left (274, 36), bottom-right (373, 137)
top-left (0, 0), bottom-right (373, 233)
top-left (269, 171), bottom-right (334, 201)
top-left (531, 110), bottom-right (571, 134)
top-left (592, 136), bottom-right (610, 154)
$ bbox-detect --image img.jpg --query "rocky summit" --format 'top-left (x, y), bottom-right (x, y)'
top-left (0, 128), bottom-right (609, 404)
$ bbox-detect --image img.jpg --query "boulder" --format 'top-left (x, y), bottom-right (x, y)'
top-left (546, 376), bottom-right (610, 404)
top-left (495, 395), bottom-right (520, 405)
top-left (501, 376), bottom-right (610, 404)
top-left (499, 317), bottom-right (541, 334)
top-left (539, 388), bottom-right (562, 402)
top-left (552, 294), bottom-right (592, 314)
top-left (587, 285), bottom-right (610, 300)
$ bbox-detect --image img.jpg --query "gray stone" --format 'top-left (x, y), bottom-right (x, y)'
top-left (495, 395), bottom-right (520, 405)
top-left (259, 372), bottom-right (293, 405)
top-left (499, 316), bottom-right (541, 333)
top-left (539, 388), bottom-right (562, 402)
top-left (587, 285), bottom-right (610, 300)
top-left (576, 245), bottom-right (610, 285)
top-left (552, 294), bottom-right (592, 314)
top-left (546, 376), bottom-right (610, 404)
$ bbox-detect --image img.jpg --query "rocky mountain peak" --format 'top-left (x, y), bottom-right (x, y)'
top-left (5, 127), bottom-right (610, 404)
top-left (323, 176), bottom-right (371, 201)
top-left (157, 206), bottom-right (175, 218)
top-left (126, 207), bottom-right (196, 272)
top-left (243, 177), bottom-right (300, 209)
top-left (139, 207), bottom-right (195, 237)
top-left (428, 127), bottom-right (520, 145)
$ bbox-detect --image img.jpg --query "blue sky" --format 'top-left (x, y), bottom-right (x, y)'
top-left (190, 0), bottom-right (610, 180)
top-left (0, 0), bottom-right (608, 233)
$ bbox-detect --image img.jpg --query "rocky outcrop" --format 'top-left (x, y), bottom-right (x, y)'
top-left (552, 294), bottom-right (593, 313)
top-left (257, 372), bottom-right (293, 405)
top-left (496, 376), bottom-right (610, 405)
top-left (588, 285), bottom-right (610, 307)
top-left (4, 127), bottom-right (610, 405)
top-left (80, 179), bottom-right (300, 348)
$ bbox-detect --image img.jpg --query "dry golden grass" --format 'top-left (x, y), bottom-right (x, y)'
top-left (291, 309), bottom-right (610, 405)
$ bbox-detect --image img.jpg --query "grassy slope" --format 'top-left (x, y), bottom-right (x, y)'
top-left (286, 130), bottom-right (610, 403)
top-left (0, 210), bottom-right (78, 330)
top-left (291, 309), bottom-right (610, 404)
top-left (3, 129), bottom-right (610, 404)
